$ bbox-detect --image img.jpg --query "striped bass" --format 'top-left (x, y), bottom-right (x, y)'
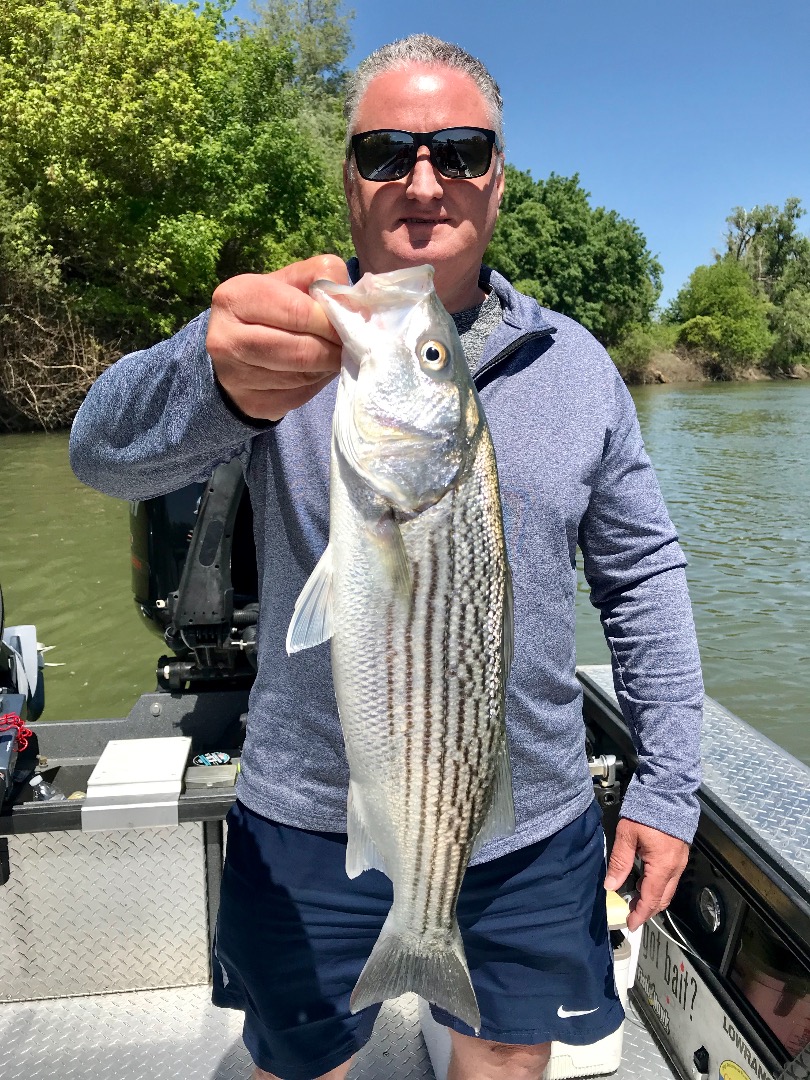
top-left (286, 265), bottom-right (514, 1033)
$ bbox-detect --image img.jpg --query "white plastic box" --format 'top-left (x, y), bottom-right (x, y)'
top-left (419, 934), bottom-right (632, 1080)
top-left (81, 736), bottom-right (192, 831)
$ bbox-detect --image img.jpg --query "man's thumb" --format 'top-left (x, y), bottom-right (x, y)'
top-left (604, 825), bottom-right (637, 891)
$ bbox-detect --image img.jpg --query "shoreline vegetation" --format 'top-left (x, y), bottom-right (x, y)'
top-left (2, 1), bottom-right (810, 433)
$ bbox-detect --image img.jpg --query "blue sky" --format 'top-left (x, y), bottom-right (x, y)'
top-left (229, 0), bottom-right (809, 307)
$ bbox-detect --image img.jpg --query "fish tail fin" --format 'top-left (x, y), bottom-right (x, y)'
top-left (350, 914), bottom-right (480, 1034)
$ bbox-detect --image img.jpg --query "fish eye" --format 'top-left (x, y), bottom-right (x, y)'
top-left (419, 340), bottom-right (449, 371)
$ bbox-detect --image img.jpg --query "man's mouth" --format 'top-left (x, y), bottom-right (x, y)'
top-left (400, 217), bottom-right (448, 226)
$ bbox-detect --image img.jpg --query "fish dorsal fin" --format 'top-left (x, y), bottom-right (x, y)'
top-left (472, 738), bottom-right (515, 855)
top-left (285, 544), bottom-right (334, 654)
top-left (502, 562), bottom-right (514, 681)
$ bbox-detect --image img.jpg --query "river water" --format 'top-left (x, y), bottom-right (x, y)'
top-left (2, 381), bottom-right (808, 763)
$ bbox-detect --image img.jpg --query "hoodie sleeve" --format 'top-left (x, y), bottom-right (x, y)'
top-left (69, 311), bottom-right (267, 500)
top-left (578, 369), bottom-right (704, 844)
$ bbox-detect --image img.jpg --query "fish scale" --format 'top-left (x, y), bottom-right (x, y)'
top-left (286, 265), bottom-right (515, 1034)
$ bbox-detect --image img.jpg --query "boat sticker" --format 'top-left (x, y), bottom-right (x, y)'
top-left (193, 752), bottom-right (231, 766)
top-left (636, 924), bottom-right (770, 1080)
top-left (640, 921), bottom-right (700, 1022)
top-left (719, 1061), bottom-right (750, 1080)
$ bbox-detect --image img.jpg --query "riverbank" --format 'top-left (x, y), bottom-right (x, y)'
top-left (623, 350), bottom-right (810, 386)
top-left (2, 348), bottom-right (809, 434)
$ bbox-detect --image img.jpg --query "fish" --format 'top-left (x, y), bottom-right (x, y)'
top-left (285, 264), bottom-right (515, 1034)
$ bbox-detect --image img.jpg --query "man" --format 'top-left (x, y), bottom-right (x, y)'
top-left (70, 35), bottom-right (703, 1080)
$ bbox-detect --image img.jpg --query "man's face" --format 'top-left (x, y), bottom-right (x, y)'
top-left (344, 63), bottom-right (504, 310)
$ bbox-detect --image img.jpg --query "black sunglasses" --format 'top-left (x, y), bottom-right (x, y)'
top-left (350, 127), bottom-right (500, 182)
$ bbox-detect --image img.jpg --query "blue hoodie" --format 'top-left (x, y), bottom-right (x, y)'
top-left (70, 266), bottom-right (703, 856)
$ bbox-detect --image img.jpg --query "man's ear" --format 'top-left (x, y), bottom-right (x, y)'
top-left (343, 157), bottom-right (354, 202)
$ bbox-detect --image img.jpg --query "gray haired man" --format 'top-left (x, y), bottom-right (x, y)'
top-left (71, 34), bottom-right (703, 1080)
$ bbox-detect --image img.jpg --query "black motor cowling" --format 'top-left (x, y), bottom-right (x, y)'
top-left (129, 460), bottom-right (259, 691)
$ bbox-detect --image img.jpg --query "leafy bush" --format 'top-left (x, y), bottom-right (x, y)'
top-left (609, 322), bottom-right (679, 382)
top-left (767, 289), bottom-right (810, 372)
top-left (671, 259), bottom-right (773, 376)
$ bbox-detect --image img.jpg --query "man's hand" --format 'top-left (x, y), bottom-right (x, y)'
top-left (206, 255), bottom-right (349, 422)
top-left (604, 819), bottom-right (689, 932)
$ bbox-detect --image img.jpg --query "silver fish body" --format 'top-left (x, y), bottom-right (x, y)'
top-left (286, 266), bottom-right (514, 1033)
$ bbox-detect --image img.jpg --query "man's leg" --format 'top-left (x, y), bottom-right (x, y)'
top-left (252, 1055), bottom-right (357, 1080)
top-left (448, 1031), bottom-right (551, 1080)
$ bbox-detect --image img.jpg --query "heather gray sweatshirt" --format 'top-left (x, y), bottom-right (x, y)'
top-left (70, 266), bottom-right (704, 855)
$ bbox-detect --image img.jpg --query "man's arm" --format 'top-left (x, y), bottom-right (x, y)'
top-left (578, 368), bottom-right (703, 930)
top-left (70, 256), bottom-right (346, 499)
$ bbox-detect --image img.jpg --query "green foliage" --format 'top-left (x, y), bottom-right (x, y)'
top-left (723, 198), bottom-right (810, 371)
top-left (609, 322), bottom-right (678, 382)
top-left (254, 0), bottom-right (353, 97)
top-left (672, 259), bottom-right (774, 376)
top-left (767, 289), bottom-right (810, 371)
top-left (724, 199), bottom-right (810, 301)
top-left (485, 167), bottom-right (662, 346)
top-left (0, 0), bottom-right (351, 345)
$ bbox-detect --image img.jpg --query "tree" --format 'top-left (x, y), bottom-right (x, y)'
top-left (253, 0), bottom-right (353, 97)
top-left (0, 0), bottom-right (354, 430)
top-left (724, 199), bottom-right (810, 301)
top-left (768, 289), bottom-right (810, 371)
top-left (0, 0), bottom-right (351, 344)
top-left (672, 258), bottom-right (774, 376)
top-left (485, 166), bottom-right (662, 346)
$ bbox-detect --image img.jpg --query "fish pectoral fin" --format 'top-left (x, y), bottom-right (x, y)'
top-left (502, 562), bottom-right (515, 681)
top-left (368, 513), bottom-right (411, 600)
top-left (472, 738), bottom-right (516, 854)
top-left (346, 785), bottom-right (388, 878)
top-left (285, 545), bottom-right (334, 654)
top-left (350, 914), bottom-right (480, 1035)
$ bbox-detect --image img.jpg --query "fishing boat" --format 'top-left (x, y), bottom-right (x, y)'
top-left (1, 464), bottom-right (808, 1080)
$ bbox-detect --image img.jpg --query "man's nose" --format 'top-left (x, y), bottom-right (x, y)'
top-left (405, 148), bottom-right (443, 200)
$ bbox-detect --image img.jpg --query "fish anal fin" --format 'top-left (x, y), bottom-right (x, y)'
top-left (350, 914), bottom-right (480, 1034)
top-left (285, 545), bottom-right (333, 655)
top-left (346, 785), bottom-right (387, 879)
top-left (472, 738), bottom-right (515, 855)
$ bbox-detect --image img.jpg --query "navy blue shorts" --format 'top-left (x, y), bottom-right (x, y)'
top-left (212, 799), bottom-right (623, 1079)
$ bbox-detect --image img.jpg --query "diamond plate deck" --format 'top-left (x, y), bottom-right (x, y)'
top-left (0, 985), bottom-right (675, 1080)
top-left (579, 664), bottom-right (810, 885)
top-left (0, 824), bottom-right (210, 1002)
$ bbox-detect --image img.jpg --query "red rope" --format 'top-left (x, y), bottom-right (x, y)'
top-left (0, 712), bottom-right (32, 752)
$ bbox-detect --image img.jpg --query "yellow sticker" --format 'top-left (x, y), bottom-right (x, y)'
top-left (720, 1061), bottom-right (751, 1080)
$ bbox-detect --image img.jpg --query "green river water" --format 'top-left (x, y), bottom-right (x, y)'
top-left (1, 380), bottom-right (809, 763)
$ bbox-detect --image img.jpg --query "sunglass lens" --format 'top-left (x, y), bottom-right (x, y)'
top-left (432, 129), bottom-right (493, 178)
top-left (354, 132), bottom-right (414, 181)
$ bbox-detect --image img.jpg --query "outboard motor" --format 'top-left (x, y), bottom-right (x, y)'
top-left (0, 585), bottom-right (43, 802)
top-left (0, 586), bottom-right (44, 723)
top-left (129, 461), bottom-right (260, 692)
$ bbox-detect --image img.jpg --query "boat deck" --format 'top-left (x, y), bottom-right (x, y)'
top-left (0, 984), bottom-right (676, 1080)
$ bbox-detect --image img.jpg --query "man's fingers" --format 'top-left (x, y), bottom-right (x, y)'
top-left (626, 865), bottom-right (671, 931)
top-left (235, 375), bottom-right (338, 423)
top-left (270, 253), bottom-right (349, 293)
top-left (604, 824), bottom-right (637, 892)
top-left (218, 324), bottom-right (341, 377)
